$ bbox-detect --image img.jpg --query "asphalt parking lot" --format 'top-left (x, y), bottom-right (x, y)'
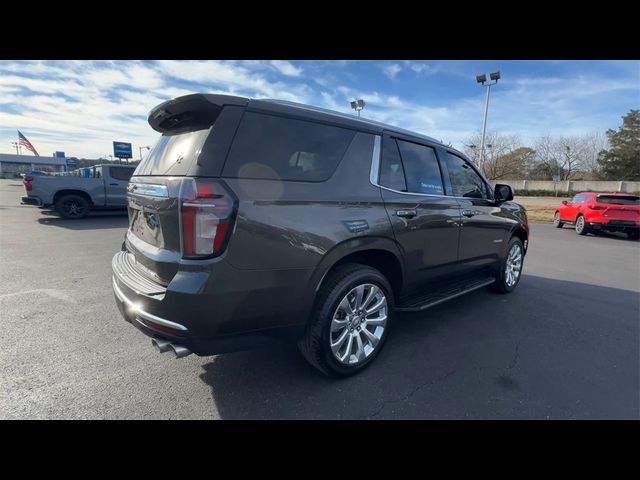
top-left (1, 179), bottom-right (638, 419)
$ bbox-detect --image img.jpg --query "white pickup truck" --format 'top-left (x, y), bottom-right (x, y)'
top-left (21, 164), bottom-right (136, 219)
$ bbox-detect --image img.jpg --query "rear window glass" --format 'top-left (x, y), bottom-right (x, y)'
top-left (133, 128), bottom-right (210, 176)
top-left (223, 112), bottom-right (356, 182)
top-left (110, 166), bottom-right (135, 181)
top-left (396, 140), bottom-right (444, 195)
top-left (379, 137), bottom-right (407, 191)
top-left (596, 195), bottom-right (639, 205)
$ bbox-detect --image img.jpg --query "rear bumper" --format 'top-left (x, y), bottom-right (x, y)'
top-left (112, 277), bottom-right (285, 355)
top-left (111, 251), bottom-right (309, 356)
top-left (21, 195), bottom-right (43, 206)
top-left (588, 221), bottom-right (639, 232)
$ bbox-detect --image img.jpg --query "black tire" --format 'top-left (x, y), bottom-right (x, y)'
top-left (55, 194), bottom-right (89, 219)
top-left (491, 236), bottom-right (524, 294)
top-left (627, 230), bottom-right (639, 240)
top-left (575, 215), bottom-right (588, 235)
top-left (298, 263), bottom-right (394, 377)
top-left (553, 211), bottom-right (564, 228)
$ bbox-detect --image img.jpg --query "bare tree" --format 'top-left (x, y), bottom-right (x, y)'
top-left (581, 131), bottom-right (609, 178)
top-left (531, 135), bottom-right (599, 180)
top-left (463, 131), bottom-right (529, 179)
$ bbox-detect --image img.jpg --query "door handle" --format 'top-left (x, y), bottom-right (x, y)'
top-left (396, 209), bottom-right (417, 218)
top-left (109, 183), bottom-right (119, 186)
top-left (462, 210), bottom-right (476, 217)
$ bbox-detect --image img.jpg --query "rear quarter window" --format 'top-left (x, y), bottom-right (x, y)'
top-left (222, 112), bottom-right (356, 182)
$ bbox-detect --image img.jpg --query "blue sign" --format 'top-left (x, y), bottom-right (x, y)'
top-left (66, 159), bottom-right (76, 167)
top-left (54, 151), bottom-right (65, 158)
top-left (113, 141), bottom-right (132, 159)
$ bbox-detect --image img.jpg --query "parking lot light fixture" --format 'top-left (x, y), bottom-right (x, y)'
top-left (476, 70), bottom-right (501, 168)
top-left (350, 99), bottom-right (366, 117)
top-left (139, 145), bottom-right (151, 162)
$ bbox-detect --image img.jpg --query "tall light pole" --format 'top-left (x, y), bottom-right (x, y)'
top-left (476, 71), bottom-right (500, 168)
top-left (350, 99), bottom-right (366, 117)
top-left (139, 145), bottom-right (151, 162)
top-left (11, 141), bottom-right (22, 155)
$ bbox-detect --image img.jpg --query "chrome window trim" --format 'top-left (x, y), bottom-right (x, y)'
top-left (128, 183), bottom-right (169, 198)
top-left (369, 135), bottom-right (494, 201)
top-left (369, 135), bottom-right (381, 186)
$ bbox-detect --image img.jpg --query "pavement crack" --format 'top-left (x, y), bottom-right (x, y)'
top-left (358, 369), bottom-right (456, 419)
top-left (506, 339), bottom-right (522, 370)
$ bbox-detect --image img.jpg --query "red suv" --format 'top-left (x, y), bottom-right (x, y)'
top-left (554, 192), bottom-right (639, 239)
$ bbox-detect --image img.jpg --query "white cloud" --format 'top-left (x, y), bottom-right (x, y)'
top-left (381, 63), bottom-right (402, 79)
top-left (269, 61), bottom-right (303, 77)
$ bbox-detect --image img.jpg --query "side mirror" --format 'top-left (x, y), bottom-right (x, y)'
top-left (494, 184), bottom-right (514, 203)
top-left (562, 200), bottom-right (568, 205)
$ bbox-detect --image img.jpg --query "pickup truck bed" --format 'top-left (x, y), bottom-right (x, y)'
top-left (21, 164), bottom-right (135, 219)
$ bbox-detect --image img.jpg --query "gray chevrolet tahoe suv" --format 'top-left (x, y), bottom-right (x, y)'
top-left (112, 93), bottom-right (529, 376)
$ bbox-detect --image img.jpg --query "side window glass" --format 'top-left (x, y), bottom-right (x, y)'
top-left (396, 140), bottom-right (444, 195)
top-left (110, 167), bottom-right (134, 181)
top-left (379, 137), bottom-right (407, 192)
top-left (223, 112), bottom-right (355, 182)
top-left (444, 153), bottom-right (488, 199)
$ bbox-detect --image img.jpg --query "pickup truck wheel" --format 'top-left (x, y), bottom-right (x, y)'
top-left (56, 194), bottom-right (89, 219)
top-left (299, 263), bottom-right (394, 377)
top-left (491, 237), bottom-right (524, 294)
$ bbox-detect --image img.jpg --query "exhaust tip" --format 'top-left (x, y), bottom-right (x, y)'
top-left (170, 344), bottom-right (192, 359)
top-left (152, 338), bottom-right (172, 353)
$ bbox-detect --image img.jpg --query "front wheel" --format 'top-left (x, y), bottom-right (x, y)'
top-left (575, 215), bottom-right (588, 235)
top-left (299, 263), bottom-right (394, 377)
top-left (553, 212), bottom-right (564, 228)
top-left (491, 237), bottom-right (524, 294)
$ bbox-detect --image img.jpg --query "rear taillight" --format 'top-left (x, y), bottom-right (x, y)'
top-left (179, 178), bottom-right (236, 259)
top-left (589, 205), bottom-right (605, 210)
top-left (23, 175), bottom-right (33, 192)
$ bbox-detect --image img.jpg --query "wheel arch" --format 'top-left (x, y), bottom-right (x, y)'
top-left (53, 189), bottom-right (94, 206)
top-left (311, 237), bottom-right (405, 303)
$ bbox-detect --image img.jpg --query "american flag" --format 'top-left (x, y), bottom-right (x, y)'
top-left (18, 130), bottom-right (40, 156)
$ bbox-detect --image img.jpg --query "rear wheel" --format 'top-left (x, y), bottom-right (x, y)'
top-left (575, 215), bottom-right (588, 235)
top-left (553, 212), bottom-right (563, 228)
top-left (56, 194), bottom-right (89, 219)
top-left (298, 263), bottom-right (393, 377)
top-left (627, 230), bottom-right (639, 240)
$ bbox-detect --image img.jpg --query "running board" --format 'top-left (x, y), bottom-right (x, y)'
top-left (396, 278), bottom-right (496, 312)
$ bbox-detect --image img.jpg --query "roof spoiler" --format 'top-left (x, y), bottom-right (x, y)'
top-left (148, 94), bottom-right (248, 134)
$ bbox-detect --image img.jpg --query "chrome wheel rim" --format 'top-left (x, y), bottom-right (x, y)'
top-left (576, 216), bottom-right (584, 233)
top-left (330, 283), bottom-right (387, 365)
top-left (554, 213), bottom-right (560, 226)
top-left (505, 244), bottom-right (523, 287)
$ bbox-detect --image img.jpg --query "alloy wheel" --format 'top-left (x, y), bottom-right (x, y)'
top-left (329, 283), bottom-right (387, 365)
top-left (505, 244), bottom-right (523, 287)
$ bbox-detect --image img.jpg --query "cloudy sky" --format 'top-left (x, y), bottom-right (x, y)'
top-left (0, 60), bottom-right (638, 159)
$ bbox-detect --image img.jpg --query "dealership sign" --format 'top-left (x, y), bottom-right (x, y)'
top-left (113, 141), bottom-right (132, 159)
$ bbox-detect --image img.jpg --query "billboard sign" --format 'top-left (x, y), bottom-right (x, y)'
top-left (54, 151), bottom-right (65, 158)
top-left (113, 141), bottom-right (132, 159)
